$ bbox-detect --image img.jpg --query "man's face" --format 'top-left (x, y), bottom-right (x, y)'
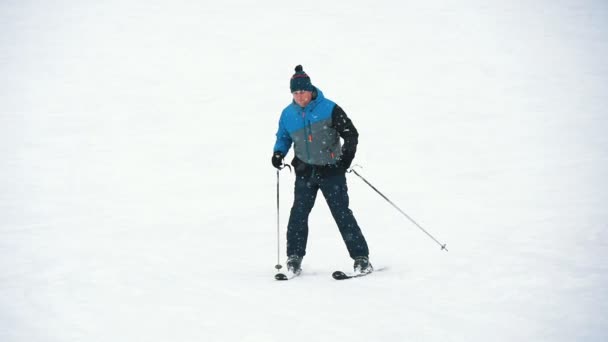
top-left (292, 90), bottom-right (312, 108)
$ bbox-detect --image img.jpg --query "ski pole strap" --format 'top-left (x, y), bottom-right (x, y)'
top-left (349, 169), bottom-right (448, 252)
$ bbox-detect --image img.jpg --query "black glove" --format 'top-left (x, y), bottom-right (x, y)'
top-left (271, 152), bottom-right (285, 169)
top-left (339, 151), bottom-right (354, 170)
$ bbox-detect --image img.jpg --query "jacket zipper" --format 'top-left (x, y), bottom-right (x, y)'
top-left (302, 110), bottom-right (312, 162)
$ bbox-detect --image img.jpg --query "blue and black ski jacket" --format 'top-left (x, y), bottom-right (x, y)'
top-left (273, 87), bottom-right (358, 176)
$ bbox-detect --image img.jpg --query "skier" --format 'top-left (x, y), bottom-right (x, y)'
top-left (272, 65), bottom-right (373, 275)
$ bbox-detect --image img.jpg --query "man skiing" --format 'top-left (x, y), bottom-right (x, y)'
top-left (272, 65), bottom-right (372, 275)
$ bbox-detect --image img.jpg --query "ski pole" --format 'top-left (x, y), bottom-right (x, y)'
top-left (275, 164), bottom-right (292, 271)
top-left (348, 167), bottom-right (448, 252)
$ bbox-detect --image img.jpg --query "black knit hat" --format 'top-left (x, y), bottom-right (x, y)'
top-left (290, 65), bottom-right (314, 93)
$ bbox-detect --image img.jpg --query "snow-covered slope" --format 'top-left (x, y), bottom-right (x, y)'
top-left (1, 1), bottom-right (607, 341)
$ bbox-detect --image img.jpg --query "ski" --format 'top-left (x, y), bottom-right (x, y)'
top-left (331, 270), bottom-right (372, 280)
top-left (274, 271), bottom-right (301, 281)
top-left (332, 266), bottom-right (385, 280)
top-left (276, 267), bottom-right (382, 280)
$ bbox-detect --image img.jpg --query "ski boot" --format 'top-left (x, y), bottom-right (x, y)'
top-left (353, 256), bottom-right (373, 274)
top-left (287, 255), bottom-right (302, 275)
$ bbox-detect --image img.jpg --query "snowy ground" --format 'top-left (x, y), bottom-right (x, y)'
top-left (1, 1), bottom-right (607, 341)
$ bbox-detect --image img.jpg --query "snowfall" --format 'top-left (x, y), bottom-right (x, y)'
top-left (1, 0), bottom-right (607, 341)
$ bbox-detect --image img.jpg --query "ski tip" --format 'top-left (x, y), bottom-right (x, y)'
top-left (275, 273), bottom-right (288, 281)
top-left (332, 271), bottom-right (349, 280)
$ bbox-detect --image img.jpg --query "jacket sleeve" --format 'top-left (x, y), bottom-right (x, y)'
top-left (273, 116), bottom-right (293, 155)
top-left (331, 105), bottom-right (358, 158)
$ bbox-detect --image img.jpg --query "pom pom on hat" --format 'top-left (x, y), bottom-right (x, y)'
top-left (290, 65), bottom-right (314, 93)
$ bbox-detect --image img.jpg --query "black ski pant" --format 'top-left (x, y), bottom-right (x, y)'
top-left (286, 172), bottom-right (369, 259)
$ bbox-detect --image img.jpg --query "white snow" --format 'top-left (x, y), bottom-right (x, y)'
top-left (1, 1), bottom-right (607, 341)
